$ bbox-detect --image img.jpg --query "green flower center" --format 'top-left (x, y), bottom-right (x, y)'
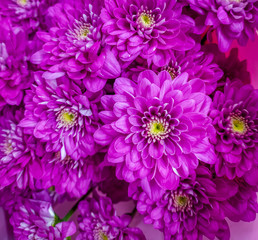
top-left (150, 122), bottom-right (165, 135)
top-left (175, 196), bottom-right (188, 207)
top-left (137, 9), bottom-right (155, 29)
top-left (17, 0), bottom-right (28, 6)
top-left (57, 109), bottom-right (78, 130)
top-left (230, 115), bottom-right (248, 135)
top-left (100, 233), bottom-right (108, 240)
top-left (62, 112), bottom-right (75, 123)
top-left (172, 192), bottom-right (192, 212)
top-left (141, 14), bottom-right (151, 26)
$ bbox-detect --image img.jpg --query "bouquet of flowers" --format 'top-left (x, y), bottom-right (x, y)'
top-left (0, 0), bottom-right (258, 239)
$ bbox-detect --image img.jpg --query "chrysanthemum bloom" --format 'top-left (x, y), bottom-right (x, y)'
top-left (10, 197), bottom-right (76, 239)
top-left (124, 45), bottom-right (223, 94)
top-left (101, 0), bottom-right (195, 66)
top-left (0, 18), bottom-right (32, 108)
top-left (221, 176), bottom-right (258, 223)
top-left (131, 166), bottom-right (238, 240)
top-left (31, 0), bottom-right (121, 92)
top-left (0, 106), bottom-right (44, 191)
top-left (41, 152), bottom-right (104, 198)
top-left (94, 70), bottom-right (216, 195)
top-left (19, 72), bottom-right (101, 160)
top-left (186, 0), bottom-right (258, 52)
top-left (0, 0), bottom-right (56, 33)
top-left (209, 80), bottom-right (258, 179)
top-left (77, 193), bottom-right (146, 240)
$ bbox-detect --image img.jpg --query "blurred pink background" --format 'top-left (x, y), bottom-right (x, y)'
top-left (0, 35), bottom-right (258, 240)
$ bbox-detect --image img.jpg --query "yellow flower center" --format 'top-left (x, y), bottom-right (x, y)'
top-left (231, 117), bottom-right (247, 134)
top-left (137, 9), bottom-right (155, 29)
top-left (175, 196), bottom-right (188, 207)
top-left (62, 112), bottom-right (75, 123)
top-left (141, 14), bottom-right (151, 26)
top-left (150, 122), bottom-right (165, 135)
top-left (17, 0), bottom-right (28, 6)
top-left (101, 233), bottom-right (108, 240)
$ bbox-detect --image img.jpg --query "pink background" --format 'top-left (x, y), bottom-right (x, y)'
top-left (0, 35), bottom-right (258, 240)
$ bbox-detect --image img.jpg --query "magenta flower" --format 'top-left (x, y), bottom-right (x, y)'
top-left (41, 152), bottom-right (104, 198)
top-left (0, 106), bottom-right (44, 191)
top-left (10, 197), bottom-right (76, 239)
top-left (0, 18), bottom-right (31, 108)
top-left (131, 166), bottom-right (238, 240)
top-left (94, 70), bottom-right (216, 195)
top-left (186, 0), bottom-right (258, 52)
top-left (101, 0), bottom-right (195, 66)
top-left (77, 193), bottom-right (146, 240)
top-left (210, 80), bottom-right (258, 179)
top-left (124, 45), bottom-right (223, 94)
top-left (19, 72), bottom-right (101, 160)
top-left (0, 0), bottom-right (56, 33)
top-left (31, 0), bottom-right (121, 92)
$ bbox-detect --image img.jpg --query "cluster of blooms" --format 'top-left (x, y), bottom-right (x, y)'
top-left (0, 0), bottom-right (258, 239)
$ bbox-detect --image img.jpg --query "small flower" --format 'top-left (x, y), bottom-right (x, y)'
top-left (210, 80), bottom-right (258, 179)
top-left (186, 0), bottom-right (258, 52)
top-left (41, 152), bottom-right (104, 198)
top-left (10, 197), bottom-right (76, 239)
top-left (77, 193), bottom-right (146, 240)
top-left (131, 166), bottom-right (238, 240)
top-left (0, 106), bottom-right (43, 191)
top-left (101, 0), bottom-right (195, 65)
top-left (94, 70), bottom-right (216, 195)
top-left (19, 72), bottom-right (101, 160)
top-left (31, 0), bottom-right (121, 92)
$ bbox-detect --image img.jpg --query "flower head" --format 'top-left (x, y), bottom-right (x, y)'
top-left (77, 193), bottom-right (146, 240)
top-left (0, 106), bottom-right (44, 191)
top-left (187, 0), bottom-right (258, 52)
top-left (31, 0), bottom-right (121, 92)
top-left (41, 152), bottom-right (104, 198)
top-left (210, 80), bottom-right (258, 179)
top-left (131, 166), bottom-right (238, 240)
top-left (101, 0), bottom-right (195, 65)
top-left (94, 70), bottom-right (216, 195)
top-left (10, 197), bottom-right (76, 239)
top-left (19, 72), bottom-right (101, 160)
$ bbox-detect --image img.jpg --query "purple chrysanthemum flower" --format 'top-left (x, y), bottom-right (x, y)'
top-left (131, 166), bottom-right (238, 240)
top-left (10, 197), bottom-right (76, 239)
top-left (210, 80), bottom-right (258, 179)
top-left (0, 0), bottom-right (56, 33)
top-left (101, 0), bottom-right (195, 66)
top-left (186, 0), bottom-right (258, 52)
top-left (94, 70), bottom-right (216, 195)
top-left (123, 45), bottom-right (223, 94)
top-left (0, 18), bottom-right (32, 108)
top-left (77, 193), bottom-right (146, 240)
top-left (0, 106), bottom-right (44, 191)
top-left (19, 72), bottom-right (101, 160)
top-left (31, 0), bottom-right (121, 92)
top-left (41, 152), bottom-right (104, 198)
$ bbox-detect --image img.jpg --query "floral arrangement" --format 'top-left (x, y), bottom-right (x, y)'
top-left (0, 0), bottom-right (258, 239)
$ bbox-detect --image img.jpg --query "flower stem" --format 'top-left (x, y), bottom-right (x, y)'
top-left (62, 187), bottom-right (93, 222)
